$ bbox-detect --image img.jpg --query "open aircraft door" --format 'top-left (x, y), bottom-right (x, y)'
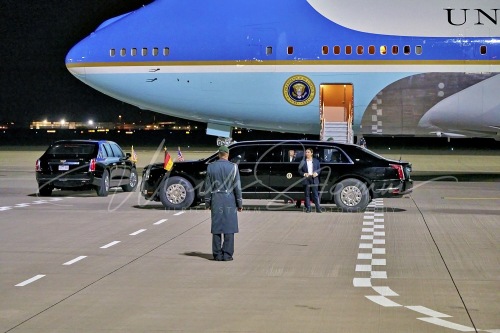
top-left (319, 83), bottom-right (354, 143)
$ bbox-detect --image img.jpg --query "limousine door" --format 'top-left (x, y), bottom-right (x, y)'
top-left (268, 146), bottom-right (304, 202)
top-left (229, 145), bottom-right (270, 199)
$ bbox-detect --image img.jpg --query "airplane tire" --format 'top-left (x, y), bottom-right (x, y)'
top-left (333, 178), bottom-right (370, 212)
top-left (159, 176), bottom-right (195, 210)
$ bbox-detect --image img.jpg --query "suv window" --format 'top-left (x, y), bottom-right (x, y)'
top-left (110, 143), bottom-right (124, 158)
top-left (47, 143), bottom-right (96, 155)
top-left (98, 144), bottom-right (109, 158)
top-left (101, 143), bottom-right (113, 158)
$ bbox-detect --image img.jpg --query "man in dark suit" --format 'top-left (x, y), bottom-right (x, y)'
top-left (205, 145), bottom-right (243, 261)
top-left (298, 148), bottom-right (322, 213)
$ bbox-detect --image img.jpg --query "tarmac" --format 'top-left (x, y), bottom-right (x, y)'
top-left (0, 147), bottom-right (499, 332)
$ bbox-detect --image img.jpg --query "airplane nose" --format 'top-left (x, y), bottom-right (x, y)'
top-left (65, 38), bottom-right (88, 79)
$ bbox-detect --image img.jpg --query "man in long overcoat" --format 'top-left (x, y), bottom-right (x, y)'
top-left (204, 145), bottom-right (243, 261)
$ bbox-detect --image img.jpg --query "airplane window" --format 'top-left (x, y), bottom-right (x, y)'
top-left (142, 48), bottom-right (148, 56)
top-left (368, 45), bottom-right (375, 55)
top-left (163, 47), bottom-right (170, 56)
top-left (333, 45), bottom-right (341, 55)
top-left (380, 45), bottom-right (387, 55)
top-left (266, 46), bottom-right (273, 55)
top-left (120, 48), bottom-right (126, 57)
top-left (357, 45), bottom-right (363, 55)
top-left (480, 45), bottom-right (487, 55)
top-left (110, 49), bottom-right (116, 57)
top-left (404, 45), bottom-right (411, 55)
top-left (392, 45), bottom-right (399, 55)
top-left (131, 48), bottom-right (137, 56)
top-left (322, 45), bottom-right (329, 55)
top-left (345, 45), bottom-right (352, 55)
top-left (152, 47), bottom-right (159, 56)
top-left (415, 45), bottom-right (422, 55)
top-left (287, 46), bottom-right (294, 55)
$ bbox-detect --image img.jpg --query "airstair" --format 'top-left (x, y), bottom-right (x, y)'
top-left (319, 84), bottom-right (354, 144)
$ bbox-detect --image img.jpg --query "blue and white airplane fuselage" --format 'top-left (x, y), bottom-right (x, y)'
top-left (66, 0), bottom-right (500, 139)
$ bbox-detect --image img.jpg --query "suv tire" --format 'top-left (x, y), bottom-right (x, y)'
top-left (122, 168), bottom-right (138, 192)
top-left (96, 170), bottom-right (110, 197)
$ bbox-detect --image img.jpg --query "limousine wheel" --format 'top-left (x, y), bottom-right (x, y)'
top-left (333, 178), bottom-right (370, 212)
top-left (159, 176), bottom-right (195, 209)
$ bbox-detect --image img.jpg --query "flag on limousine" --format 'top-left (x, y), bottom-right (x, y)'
top-left (164, 148), bottom-right (173, 171)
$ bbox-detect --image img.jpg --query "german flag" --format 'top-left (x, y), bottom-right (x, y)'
top-left (164, 148), bottom-right (173, 171)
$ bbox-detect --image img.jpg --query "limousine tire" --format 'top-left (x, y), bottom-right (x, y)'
top-left (96, 170), bottom-right (110, 197)
top-left (333, 178), bottom-right (370, 212)
top-left (159, 176), bottom-right (195, 210)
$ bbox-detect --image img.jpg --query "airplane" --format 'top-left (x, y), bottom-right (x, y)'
top-left (65, 0), bottom-right (500, 142)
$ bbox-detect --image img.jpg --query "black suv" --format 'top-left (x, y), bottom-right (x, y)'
top-left (36, 140), bottom-right (138, 197)
top-left (140, 140), bottom-right (412, 212)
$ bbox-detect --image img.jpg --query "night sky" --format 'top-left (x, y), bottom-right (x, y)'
top-left (1, 0), bottom-right (157, 127)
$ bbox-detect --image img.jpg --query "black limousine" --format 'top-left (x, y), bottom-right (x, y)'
top-left (141, 140), bottom-right (412, 212)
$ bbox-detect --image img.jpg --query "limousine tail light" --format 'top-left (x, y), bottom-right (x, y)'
top-left (390, 164), bottom-right (405, 180)
top-left (89, 158), bottom-right (96, 172)
top-left (35, 159), bottom-right (41, 171)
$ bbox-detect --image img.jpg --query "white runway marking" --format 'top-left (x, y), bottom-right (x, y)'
top-left (15, 275), bottom-right (45, 287)
top-left (352, 199), bottom-right (496, 332)
top-left (1, 197), bottom-right (70, 213)
top-left (100, 241), bottom-right (121, 249)
top-left (130, 229), bottom-right (147, 236)
top-left (63, 256), bottom-right (87, 266)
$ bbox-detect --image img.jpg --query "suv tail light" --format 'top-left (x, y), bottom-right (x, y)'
top-left (390, 164), bottom-right (405, 180)
top-left (89, 158), bottom-right (96, 172)
top-left (35, 159), bottom-right (41, 171)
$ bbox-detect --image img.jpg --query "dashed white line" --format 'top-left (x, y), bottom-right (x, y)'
top-left (15, 275), bottom-right (45, 287)
top-left (173, 211), bottom-right (185, 216)
top-left (154, 219), bottom-right (168, 225)
top-left (130, 229), bottom-right (147, 236)
top-left (100, 241), bottom-right (121, 249)
top-left (63, 256), bottom-right (87, 265)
